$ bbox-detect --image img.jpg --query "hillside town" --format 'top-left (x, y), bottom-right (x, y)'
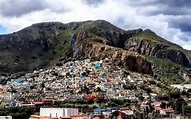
top-left (0, 58), bottom-right (191, 119)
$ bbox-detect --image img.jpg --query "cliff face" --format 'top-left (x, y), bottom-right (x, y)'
top-left (124, 38), bottom-right (190, 67)
top-left (70, 31), bottom-right (153, 74)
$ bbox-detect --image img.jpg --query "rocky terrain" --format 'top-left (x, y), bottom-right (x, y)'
top-left (124, 30), bottom-right (189, 67)
top-left (0, 20), bottom-right (190, 84)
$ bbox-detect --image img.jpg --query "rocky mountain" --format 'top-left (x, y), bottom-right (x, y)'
top-left (124, 29), bottom-right (190, 67)
top-left (0, 20), bottom-right (190, 83)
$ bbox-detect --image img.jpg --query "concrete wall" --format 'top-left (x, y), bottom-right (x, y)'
top-left (65, 108), bottom-right (79, 116)
top-left (40, 108), bottom-right (79, 118)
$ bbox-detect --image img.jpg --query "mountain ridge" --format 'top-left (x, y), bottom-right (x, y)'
top-left (0, 20), bottom-right (190, 83)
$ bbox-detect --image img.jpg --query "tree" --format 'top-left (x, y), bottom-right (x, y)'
top-left (107, 101), bottom-right (116, 107)
top-left (176, 98), bottom-right (187, 113)
top-left (160, 102), bottom-right (167, 108)
top-left (41, 82), bottom-right (45, 88)
top-left (137, 93), bottom-right (144, 101)
top-left (87, 99), bottom-right (94, 104)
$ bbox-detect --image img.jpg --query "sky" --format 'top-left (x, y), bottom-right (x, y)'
top-left (0, 0), bottom-right (191, 50)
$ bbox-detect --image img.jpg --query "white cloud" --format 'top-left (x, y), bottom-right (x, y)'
top-left (183, 44), bottom-right (191, 50)
top-left (0, 0), bottom-right (191, 50)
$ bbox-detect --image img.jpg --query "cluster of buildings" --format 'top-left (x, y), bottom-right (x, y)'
top-left (28, 104), bottom-right (175, 119)
top-left (0, 59), bottom-right (158, 105)
top-left (0, 58), bottom-right (189, 118)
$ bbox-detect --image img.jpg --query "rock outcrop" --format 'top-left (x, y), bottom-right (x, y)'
top-left (125, 38), bottom-right (190, 67)
top-left (71, 31), bottom-right (153, 74)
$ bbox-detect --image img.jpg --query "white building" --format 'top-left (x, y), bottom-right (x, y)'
top-left (171, 84), bottom-right (191, 91)
top-left (0, 116), bottom-right (12, 119)
top-left (40, 108), bottom-right (79, 118)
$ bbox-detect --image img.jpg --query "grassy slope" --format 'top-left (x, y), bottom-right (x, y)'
top-left (146, 56), bottom-right (191, 84)
top-left (132, 30), bottom-right (191, 84)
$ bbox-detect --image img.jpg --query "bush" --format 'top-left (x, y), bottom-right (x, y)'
top-left (0, 107), bottom-right (35, 119)
top-left (149, 80), bottom-right (156, 85)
